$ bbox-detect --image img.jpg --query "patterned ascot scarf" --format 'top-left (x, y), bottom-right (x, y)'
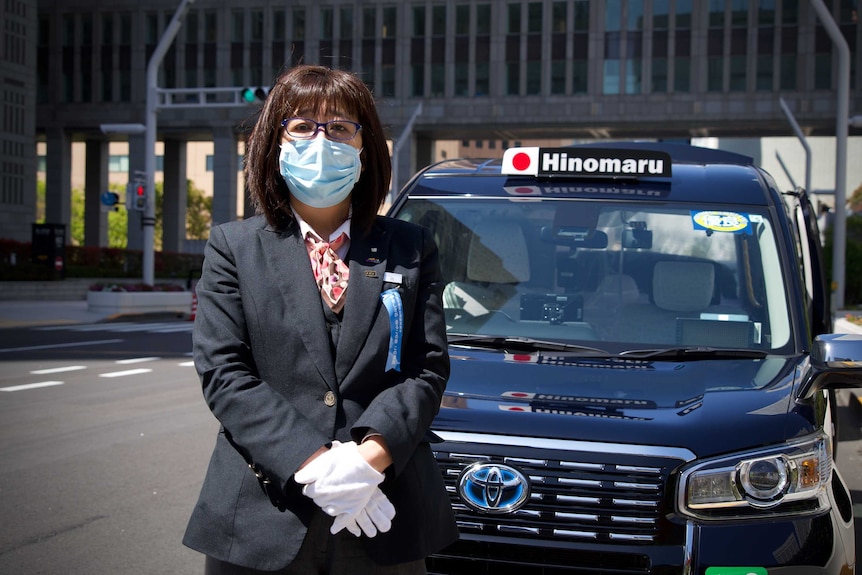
top-left (305, 231), bottom-right (350, 313)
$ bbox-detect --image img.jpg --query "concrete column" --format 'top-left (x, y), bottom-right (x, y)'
top-left (127, 133), bottom-right (145, 251)
top-left (44, 127), bottom-right (72, 244)
top-left (162, 139), bottom-right (188, 252)
top-left (84, 138), bottom-right (109, 247)
top-left (212, 127), bottom-right (238, 226)
top-left (393, 133), bottom-right (434, 194)
top-left (415, 136), bottom-right (434, 179)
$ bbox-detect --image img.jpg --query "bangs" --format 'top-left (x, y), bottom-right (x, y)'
top-left (283, 71), bottom-right (363, 120)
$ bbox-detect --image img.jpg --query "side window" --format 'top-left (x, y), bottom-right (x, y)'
top-left (790, 190), bottom-right (831, 335)
top-left (794, 203), bottom-right (815, 303)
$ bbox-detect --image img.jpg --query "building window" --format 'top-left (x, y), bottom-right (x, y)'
top-left (475, 4), bottom-right (491, 96)
top-left (756, 54), bottom-right (773, 90)
top-left (273, 10), bottom-right (285, 41)
top-left (525, 2), bottom-right (542, 95)
top-left (411, 5), bottom-right (425, 97)
top-left (206, 155), bottom-right (245, 171)
top-left (673, 0), bottom-right (692, 92)
top-left (431, 64), bottom-right (445, 97)
top-left (146, 12), bottom-right (159, 44)
top-left (231, 10), bottom-right (244, 42)
top-left (729, 55), bottom-right (746, 91)
top-left (604, 60), bottom-right (621, 94)
top-left (320, 7), bottom-right (333, 40)
top-left (430, 5), bottom-right (446, 97)
top-left (108, 155), bottom-right (129, 173)
top-left (506, 3), bottom-right (521, 95)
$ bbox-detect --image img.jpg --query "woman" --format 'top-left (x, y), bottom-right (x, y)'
top-left (183, 65), bottom-right (458, 574)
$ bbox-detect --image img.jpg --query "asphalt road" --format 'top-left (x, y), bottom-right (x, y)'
top-left (0, 319), bottom-right (860, 574)
top-left (0, 320), bottom-right (213, 575)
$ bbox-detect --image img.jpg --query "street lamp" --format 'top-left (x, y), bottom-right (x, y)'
top-left (810, 0), bottom-right (850, 311)
top-left (142, 0), bottom-right (195, 286)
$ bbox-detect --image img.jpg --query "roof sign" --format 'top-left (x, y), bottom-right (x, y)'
top-left (502, 147), bottom-right (672, 179)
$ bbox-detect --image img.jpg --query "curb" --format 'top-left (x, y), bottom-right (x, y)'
top-left (100, 311), bottom-right (192, 323)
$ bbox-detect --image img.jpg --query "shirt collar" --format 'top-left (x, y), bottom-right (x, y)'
top-left (293, 207), bottom-right (352, 243)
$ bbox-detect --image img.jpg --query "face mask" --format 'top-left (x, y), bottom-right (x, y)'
top-left (279, 137), bottom-right (362, 208)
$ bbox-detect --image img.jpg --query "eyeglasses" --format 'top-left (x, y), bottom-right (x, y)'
top-left (281, 117), bottom-right (362, 141)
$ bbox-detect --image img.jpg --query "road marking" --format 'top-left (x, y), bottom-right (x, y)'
top-left (99, 368), bottom-right (152, 378)
top-left (0, 339), bottom-right (123, 353)
top-left (32, 322), bottom-right (193, 334)
top-left (0, 381), bottom-right (64, 392)
top-left (116, 357), bottom-right (160, 364)
top-left (35, 323), bottom-right (137, 331)
top-left (30, 366), bottom-right (87, 375)
top-left (178, 361), bottom-right (195, 367)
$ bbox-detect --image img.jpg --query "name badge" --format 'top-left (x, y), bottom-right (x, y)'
top-left (383, 272), bottom-right (402, 285)
top-left (380, 289), bottom-right (403, 372)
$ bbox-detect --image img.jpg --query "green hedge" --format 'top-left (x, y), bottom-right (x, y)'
top-left (0, 239), bottom-right (203, 282)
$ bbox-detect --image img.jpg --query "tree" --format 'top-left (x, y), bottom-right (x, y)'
top-left (71, 188), bottom-right (84, 245)
top-left (849, 181), bottom-right (862, 215)
top-left (107, 183), bottom-right (127, 248)
top-left (187, 179), bottom-right (212, 240)
top-left (60, 178), bottom-right (211, 250)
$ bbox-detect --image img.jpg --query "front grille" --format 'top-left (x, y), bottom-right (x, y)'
top-left (434, 439), bottom-right (687, 547)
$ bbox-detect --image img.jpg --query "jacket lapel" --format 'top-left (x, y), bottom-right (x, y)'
top-left (335, 223), bottom-right (391, 383)
top-left (261, 223), bottom-right (338, 387)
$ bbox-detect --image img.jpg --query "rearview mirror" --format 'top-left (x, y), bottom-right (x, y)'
top-left (540, 226), bottom-right (609, 249)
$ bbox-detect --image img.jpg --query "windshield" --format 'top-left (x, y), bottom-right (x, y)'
top-left (395, 197), bottom-right (793, 353)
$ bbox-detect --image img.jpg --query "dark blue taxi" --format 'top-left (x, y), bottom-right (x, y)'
top-left (388, 142), bottom-right (862, 574)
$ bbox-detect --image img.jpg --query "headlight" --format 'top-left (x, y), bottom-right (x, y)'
top-left (678, 432), bottom-right (832, 519)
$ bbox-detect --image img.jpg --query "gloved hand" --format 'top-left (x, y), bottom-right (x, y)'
top-left (294, 440), bottom-right (388, 521)
top-left (331, 487), bottom-right (396, 537)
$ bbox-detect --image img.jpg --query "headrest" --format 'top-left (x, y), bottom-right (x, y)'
top-left (467, 221), bottom-right (531, 283)
top-left (653, 261), bottom-right (715, 312)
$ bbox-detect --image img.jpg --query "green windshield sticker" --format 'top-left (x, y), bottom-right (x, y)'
top-left (691, 211), bottom-right (752, 234)
top-left (705, 568), bottom-right (767, 575)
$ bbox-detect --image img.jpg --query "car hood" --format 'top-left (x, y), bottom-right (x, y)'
top-left (435, 347), bottom-right (816, 458)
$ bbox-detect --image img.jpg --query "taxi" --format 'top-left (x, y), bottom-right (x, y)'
top-left (388, 142), bottom-right (862, 575)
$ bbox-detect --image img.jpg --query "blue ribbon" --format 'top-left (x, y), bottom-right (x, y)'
top-left (380, 289), bottom-right (403, 372)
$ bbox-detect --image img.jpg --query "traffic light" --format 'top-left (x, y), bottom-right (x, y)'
top-left (127, 181), bottom-right (147, 211)
top-left (240, 86), bottom-right (269, 104)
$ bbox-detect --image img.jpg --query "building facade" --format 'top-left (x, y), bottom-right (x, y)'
top-left (1, 0), bottom-right (37, 244)
top-left (10, 0), bottom-right (862, 249)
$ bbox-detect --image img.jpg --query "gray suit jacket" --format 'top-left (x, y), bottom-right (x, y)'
top-left (183, 215), bottom-right (458, 569)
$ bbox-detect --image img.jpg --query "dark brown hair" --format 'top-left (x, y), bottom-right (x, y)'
top-left (245, 65), bottom-right (391, 234)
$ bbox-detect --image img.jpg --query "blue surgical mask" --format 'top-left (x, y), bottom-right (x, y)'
top-left (279, 137), bottom-right (362, 208)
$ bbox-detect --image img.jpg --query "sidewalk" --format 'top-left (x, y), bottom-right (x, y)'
top-left (0, 300), bottom-right (190, 329)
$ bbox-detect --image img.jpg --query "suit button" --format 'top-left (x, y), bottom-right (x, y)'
top-left (323, 391), bottom-right (336, 406)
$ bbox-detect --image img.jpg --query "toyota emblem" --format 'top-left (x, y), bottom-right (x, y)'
top-left (457, 462), bottom-right (530, 514)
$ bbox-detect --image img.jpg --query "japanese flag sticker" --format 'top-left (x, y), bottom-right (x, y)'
top-left (502, 147), bottom-right (540, 175)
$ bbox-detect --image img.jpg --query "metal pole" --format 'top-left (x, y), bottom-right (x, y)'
top-left (809, 0), bottom-right (849, 310)
top-left (778, 97), bottom-right (811, 195)
top-left (390, 103), bottom-right (423, 205)
top-left (144, 0), bottom-right (195, 285)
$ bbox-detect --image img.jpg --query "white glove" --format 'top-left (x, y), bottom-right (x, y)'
top-left (294, 441), bottom-right (384, 517)
top-left (331, 487), bottom-right (396, 537)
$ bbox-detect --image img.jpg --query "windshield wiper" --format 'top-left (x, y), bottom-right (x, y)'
top-left (617, 346), bottom-right (769, 360)
top-left (447, 334), bottom-right (612, 356)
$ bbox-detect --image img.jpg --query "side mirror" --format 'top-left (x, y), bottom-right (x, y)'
top-left (797, 333), bottom-right (862, 400)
